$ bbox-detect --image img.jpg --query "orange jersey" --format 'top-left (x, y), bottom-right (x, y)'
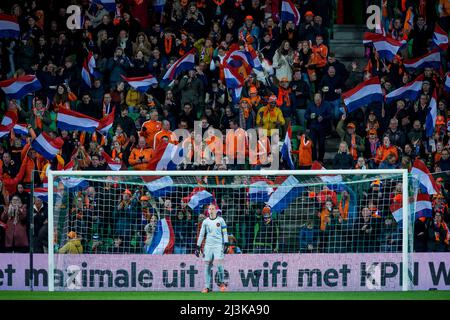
top-left (153, 129), bottom-right (176, 149)
top-left (292, 134), bottom-right (312, 167)
top-left (128, 147), bottom-right (154, 170)
top-left (375, 145), bottom-right (398, 164)
top-left (140, 120), bottom-right (162, 147)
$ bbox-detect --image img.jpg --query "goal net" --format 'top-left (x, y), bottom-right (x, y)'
top-left (47, 170), bottom-right (416, 292)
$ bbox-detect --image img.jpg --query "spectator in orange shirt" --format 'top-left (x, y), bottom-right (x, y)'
top-left (310, 35), bottom-right (328, 71)
top-left (153, 120), bottom-right (176, 149)
top-left (128, 136), bottom-right (154, 170)
top-left (375, 136), bottom-right (399, 165)
top-left (140, 110), bottom-right (162, 147)
top-left (292, 131), bottom-right (313, 169)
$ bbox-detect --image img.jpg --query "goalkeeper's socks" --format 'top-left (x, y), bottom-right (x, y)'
top-left (217, 264), bottom-right (224, 284)
top-left (205, 263), bottom-right (213, 289)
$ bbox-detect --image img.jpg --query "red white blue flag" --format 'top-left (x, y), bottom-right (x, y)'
top-left (281, 0), bottom-right (300, 26)
top-left (0, 14), bottom-right (20, 39)
top-left (0, 75), bottom-right (42, 100)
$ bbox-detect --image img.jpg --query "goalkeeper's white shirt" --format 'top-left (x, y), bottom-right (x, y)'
top-left (197, 217), bottom-right (229, 248)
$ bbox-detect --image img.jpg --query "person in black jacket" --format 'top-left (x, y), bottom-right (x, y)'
top-left (253, 206), bottom-right (279, 253)
top-left (437, 149), bottom-right (450, 172)
top-left (319, 66), bottom-right (345, 122)
top-left (409, 16), bottom-right (433, 58)
top-left (355, 207), bottom-right (380, 253)
top-left (74, 93), bottom-right (102, 119)
top-left (291, 69), bottom-right (310, 128)
top-left (114, 106), bottom-right (138, 138)
top-left (305, 93), bottom-right (333, 162)
top-left (326, 53), bottom-right (349, 83)
top-left (333, 142), bottom-right (355, 169)
top-left (385, 118), bottom-right (408, 149)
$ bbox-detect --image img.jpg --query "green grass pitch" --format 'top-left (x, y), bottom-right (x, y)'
top-left (0, 291), bottom-right (449, 300)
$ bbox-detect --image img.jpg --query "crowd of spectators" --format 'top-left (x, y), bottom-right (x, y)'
top-left (0, 0), bottom-right (450, 254)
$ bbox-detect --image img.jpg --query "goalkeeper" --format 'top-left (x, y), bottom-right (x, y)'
top-left (195, 203), bottom-right (229, 293)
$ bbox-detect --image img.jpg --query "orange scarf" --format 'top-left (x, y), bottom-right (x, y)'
top-left (213, 0), bottom-right (225, 5)
top-left (179, 39), bottom-right (187, 56)
top-left (276, 87), bottom-right (291, 107)
top-left (339, 197), bottom-right (349, 220)
top-left (240, 99), bottom-right (251, 119)
top-left (164, 37), bottom-right (173, 55)
top-left (250, 95), bottom-right (261, 108)
top-left (350, 134), bottom-right (357, 160)
top-left (112, 148), bottom-right (123, 160)
top-left (263, 106), bottom-right (278, 118)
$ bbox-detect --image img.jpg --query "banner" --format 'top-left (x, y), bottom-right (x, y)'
top-left (0, 254), bottom-right (449, 291)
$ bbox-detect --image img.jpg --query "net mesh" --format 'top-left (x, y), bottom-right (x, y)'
top-left (48, 171), bottom-right (417, 291)
top-left (51, 172), bottom-right (415, 255)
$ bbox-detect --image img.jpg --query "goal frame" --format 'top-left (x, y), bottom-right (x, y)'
top-left (47, 169), bottom-right (410, 292)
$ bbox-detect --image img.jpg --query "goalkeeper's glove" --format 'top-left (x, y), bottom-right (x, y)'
top-left (194, 246), bottom-right (201, 257)
top-left (223, 243), bottom-right (229, 254)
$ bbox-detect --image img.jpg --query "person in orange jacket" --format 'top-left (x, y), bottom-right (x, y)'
top-left (128, 136), bottom-right (154, 170)
top-left (375, 135), bottom-right (399, 165)
top-left (292, 131), bottom-right (313, 169)
top-left (153, 120), bottom-right (177, 149)
top-left (309, 35), bottom-right (328, 71)
top-left (140, 110), bottom-right (162, 147)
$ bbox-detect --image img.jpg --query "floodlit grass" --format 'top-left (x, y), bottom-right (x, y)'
top-left (0, 290), bottom-right (449, 300)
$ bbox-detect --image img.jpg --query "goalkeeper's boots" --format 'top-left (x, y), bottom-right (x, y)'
top-left (219, 283), bottom-right (227, 292)
top-left (201, 288), bottom-right (212, 293)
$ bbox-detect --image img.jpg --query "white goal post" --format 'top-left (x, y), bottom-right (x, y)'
top-left (47, 169), bottom-right (410, 292)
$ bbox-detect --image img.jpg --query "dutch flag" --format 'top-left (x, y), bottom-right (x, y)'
top-left (248, 177), bottom-right (274, 203)
top-left (281, 123), bottom-right (295, 170)
top-left (0, 75), bottom-right (42, 100)
top-left (281, 0), bottom-right (300, 26)
top-left (342, 77), bottom-right (383, 113)
top-left (266, 175), bottom-right (303, 213)
top-left (425, 89), bottom-right (438, 138)
top-left (101, 151), bottom-right (122, 171)
top-left (311, 161), bottom-right (344, 186)
top-left (93, 0), bottom-right (117, 12)
top-left (226, 46), bottom-right (264, 72)
top-left (403, 49), bottom-right (441, 71)
top-left (144, 176), bottom-right (174, 198)
top-left (60, 160), bottom-right (89, 191)
top-left (31, 133), bottom-right (64, 160)
top-left (97, 108), bottom-right (115, 136)
top-left (57, 108), bottom-right (100, 133)
top-left (146, 217), bottom-right (175, 254)
top-left (385, 74), bottom-right (424, 104)
top-left (0, 111), bottom-right (18, 138)
top-left (162, 49), bottom-right (196, 82)
top-left (0, 14), bottom-right (20, 39)
top-left (183, 187), bottom-right (215, 213)
top-left (229, 86), bottom-right (243, 105)
top-left (33, 188), bottom-right (49, 202)
top-left (121, 74), bottom-right (158, 93)
top-left (153, 0), bottom-right (166, 13)
top-left (433, 24), bottom-right (449, 52)
top-left (224, 67), bottom-right (244, 89)
top-left (391, 193), bottom-right (433, 223)
top-left (13, 124), bottom-right (29, 136)
top-left (81, 51), bottom-right (95, 88)
top-left (411, 159), bottom-right (440, 195)
top-left (148, 142), bottom-right (184, 171)
top-left (363, 33), bottom-right (404, 61)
